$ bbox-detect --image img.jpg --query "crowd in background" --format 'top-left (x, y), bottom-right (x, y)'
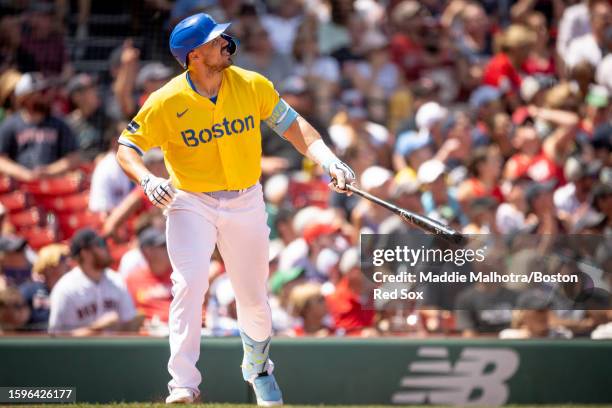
top-left (0, 0), bottom-right (611, 339)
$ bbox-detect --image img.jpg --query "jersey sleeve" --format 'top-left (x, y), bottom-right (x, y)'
top-left (253, 73), bottom-right (281, 121)
top-left (118, 93), bottom-right (166, 155)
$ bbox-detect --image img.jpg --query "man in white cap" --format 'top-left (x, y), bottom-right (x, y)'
top-left (0, 73), bottom-right (80, 182)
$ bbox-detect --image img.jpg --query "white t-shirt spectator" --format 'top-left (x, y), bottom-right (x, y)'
top-left (261, 14), bottom-right (303, 55)
top-left (496, 203), bottom-right (526, 234)
top-left (89, 151), bottom-right (133, 212)
top-left (48, 266), bottom-right (136, 333)
top-left (354, 61), bottom-right (399, 96)
top-left (564, 34), bottom-right (603, 69)
top-left (556, 3), bottom-right (591, 57)
top-left (292, 57), bottom-right (340, 84)
top-left (118, 247), bottom-right (147, 279)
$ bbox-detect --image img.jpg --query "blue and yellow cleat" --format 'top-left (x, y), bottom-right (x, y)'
top-left (251, 372), bottom-right (283, 407)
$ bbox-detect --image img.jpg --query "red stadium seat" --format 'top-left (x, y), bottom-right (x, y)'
top-left (22, 175), bottom-right (84, 196)
top-left (0, 191), bottom-right (29, 213)
top-left (0, 176), bottom-right (14, 195)
top-left (288, 179), bottom-right (330, 209)
top-left (8, 208), bottom-right (45, 231)
top-left (57, 211), bottom-right (105, 239)
top-left (21, 226), bottom-right (58, 250)
top-left (36, 191), bottom-right (90, 213)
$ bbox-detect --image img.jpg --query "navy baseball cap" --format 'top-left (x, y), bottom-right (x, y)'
top-left (70, 228), bottom-right (106, 256)
top-left (138, 227), bottom-right (166, 248)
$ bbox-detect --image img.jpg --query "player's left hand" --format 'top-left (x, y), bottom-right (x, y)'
top-left (140, 174), bottom-right (177, 210)
top-left (327, 160), bottom-right (355, 195)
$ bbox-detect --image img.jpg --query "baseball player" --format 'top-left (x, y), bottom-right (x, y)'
top-left (116, 13), bottom-right (355, 405)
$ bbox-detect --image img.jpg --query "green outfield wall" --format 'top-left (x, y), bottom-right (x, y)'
top-left (0, 337), bottom-right (610, 405)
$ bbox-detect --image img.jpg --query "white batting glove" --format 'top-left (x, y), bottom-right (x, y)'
top-left (140, 174), bottom-right (176, 210)
top-left (327, 160), bottom-right (356, 194)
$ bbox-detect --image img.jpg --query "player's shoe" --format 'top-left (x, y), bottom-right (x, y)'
top-left (250, 372), bottom-right (283, 406)
top-left (165, 388), bottom-right (198, 404)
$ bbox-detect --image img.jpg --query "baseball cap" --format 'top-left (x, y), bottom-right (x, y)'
top-left (415, 102), bottom-right (448, 134)
top-left (469, 86), bottom-right (501, 110)
top-left (279, 76), bottom-right (308, 95)
top-left (14, 72), bottom-right (49, 97)
top-left (303, 223), bottom-right (341, 245)
top-left (361, 166), bottom-right (393, 190)
top-left (70, 228), bottom-right (106, 256)
top-left (138, 227), bottom-right (166, 248)
top-left (66, 73), bottom-right (96, 96)
top-left (564, 157), bottom-right (601, 182)
top-left (417, 159), bottom-right (445, 184)
top-left (516, 289), bottom-right (552, 310)
top-left (586, 85), bottom-right (610, 108)
top-left (395, 130), bottom-right (431, 157)
top-left (592, 123), bottom-right (612, 151)
top-left (269, 266), bottom-right (304, 294)
top-left (0, 235), bottom-right (27, 253)
top-left (524, 179), bottom-right (557, 208)
top-left (341, 89), bottom-right (367, 119)
top-left (136, 62), bottom-right (173, 88)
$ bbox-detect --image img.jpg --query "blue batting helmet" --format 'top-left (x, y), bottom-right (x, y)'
top-left (169, 13), bottom-right (238, 69)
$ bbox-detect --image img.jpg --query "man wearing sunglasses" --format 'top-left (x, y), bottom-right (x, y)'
top-left (48, 228), bottom-right (142, 336)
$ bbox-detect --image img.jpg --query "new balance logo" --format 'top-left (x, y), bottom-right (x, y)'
top-left (177, 108), bottom-right (189, 118)
top-left (391, 347), bottom-right (519, 406)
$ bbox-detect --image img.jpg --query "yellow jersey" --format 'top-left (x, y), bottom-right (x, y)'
top-left (119, 66), bottom-right (280, 192)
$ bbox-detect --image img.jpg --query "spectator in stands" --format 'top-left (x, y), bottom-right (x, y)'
top-left (522, 12), bottom-right (556, 76)
top-left (286, 282), bottom-right (331, 336)
top-left (525, 180), bottom-right (565, 234)
top-left (326, 247), bottom-right (376, 336)
top-left (19, 2), bottom-right (70, 77)
top-left (500, 290), bottom-right (573, 339)
top-left (102, 148), bottom-right (166, 240)
top-left (352, 166), bottom-right (394, 235)
top-left (0, 73), bottom-right (80, 182)
top-left (89, 121), bottom-right (133, 213)
top-left (0, 287), bottom-right (30, 333)
top-left (260, 0), bottom-right (304, 56)
top-left (19, 243), bottom-right (70, 331)
top-left (136, 62), bottom-right (174, 106)
top-left (564, 0), bottom-right (611, 70)
top-left (0, 15), bottom-right (36, 73)
top-left (48, 228), bottom-right (141, 335)
top-left (66, 73), bottom-right (113, 161)
top-left (482, 25), bottom-right (535, 107)
top-left (124, 227), bottom-right (172, 324)
top-left (0, 235), bottom-right (32, 286)
top-left (455, 256), bottom-right (518, 337)
top-left (417, 159), bottom-right (464, 225)
top-left (206, 274), bottom-right (240, 336)
top-left (234, 21), bottom-right (294, 86)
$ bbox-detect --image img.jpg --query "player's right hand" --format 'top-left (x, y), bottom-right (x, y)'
top-left (327, 160), bottom-right (356, 195)
top-left (140, 174), bottom-right (176, 210)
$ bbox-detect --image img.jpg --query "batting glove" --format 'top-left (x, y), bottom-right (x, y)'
top-left (140, 174), bottom-right (176, 210)
top-left (327, 160), bottom-right (356, 194)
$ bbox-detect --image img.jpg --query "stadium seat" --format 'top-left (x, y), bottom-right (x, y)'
top-left (22, 175), bottom-right (84, 196)
top-left (21, 226), bottom-right (58, 250)
top-left (8, 208), bottom-right (45, 231)
top-left (0, 191), bottom-right (29, 213)
top-left (57, 211), bottom-right (105, 239)
top-left (0, 176), bottom-right (14, 195)
top-left (288, 179), bottom-right (330, 209)
top-left (36, 191), bottom-right (90, 213)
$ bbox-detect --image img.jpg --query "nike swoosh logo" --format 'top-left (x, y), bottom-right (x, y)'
top-left (176, 108), bottom-right (188, 118)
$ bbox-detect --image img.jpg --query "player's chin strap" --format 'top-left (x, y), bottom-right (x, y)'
top-left (221, 33), bottom-right (239, 55)
top-left (240, 331), bottom-right (274, 382)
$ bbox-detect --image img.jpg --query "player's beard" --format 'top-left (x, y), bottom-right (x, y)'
top-left (93, 250), bottom-right (112, 270)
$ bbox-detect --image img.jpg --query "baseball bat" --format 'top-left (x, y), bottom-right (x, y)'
top-left (345, 184), bottom-right (466, 245)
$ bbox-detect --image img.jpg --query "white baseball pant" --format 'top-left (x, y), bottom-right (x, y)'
top-left (165, 183), bottom-right (272, 394)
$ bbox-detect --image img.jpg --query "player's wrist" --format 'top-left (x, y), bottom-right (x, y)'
top-left (306, 139), bottom-right (339, 173)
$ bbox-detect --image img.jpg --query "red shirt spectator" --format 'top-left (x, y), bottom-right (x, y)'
top-left (482, 53), bottom-right (522, 92)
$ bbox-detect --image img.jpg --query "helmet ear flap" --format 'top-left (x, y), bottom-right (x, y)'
top-left (220, 33), bottom-right (239, 55)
